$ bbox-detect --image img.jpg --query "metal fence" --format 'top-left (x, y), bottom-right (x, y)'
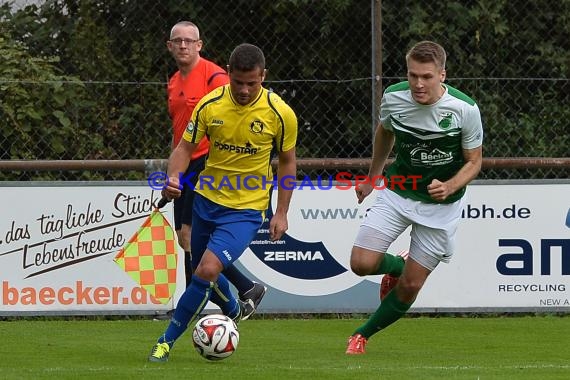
top-left (1, 0), bottom-right (568, 181)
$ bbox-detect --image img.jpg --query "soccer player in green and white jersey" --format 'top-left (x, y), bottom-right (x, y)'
top-left (346, 40), bottom-right (483, 354)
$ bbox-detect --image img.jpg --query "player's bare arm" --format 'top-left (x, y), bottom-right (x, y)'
top-left (163, 139), bottom-right (198, 200)
top-left (270, 148), bottom-right (296, 241)
top-left (427, 146), bottom-right (483, 202)
top-left (356, 124), bottom-right (395, 204)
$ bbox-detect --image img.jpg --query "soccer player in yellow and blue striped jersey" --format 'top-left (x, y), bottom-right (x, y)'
top-left (166, 21), bottom-right (264, 310)
top-left (149, 43), bottom-right (297, 362)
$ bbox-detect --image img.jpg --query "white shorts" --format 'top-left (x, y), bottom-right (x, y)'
top-left (354, 188), bottom-right (465, 271)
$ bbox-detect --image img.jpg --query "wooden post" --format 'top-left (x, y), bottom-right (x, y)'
top-left (371, 0), bottom-right (382, 137)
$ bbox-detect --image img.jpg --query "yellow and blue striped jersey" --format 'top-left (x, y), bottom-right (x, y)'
top-left (182, 84), bottom-right (297, 210)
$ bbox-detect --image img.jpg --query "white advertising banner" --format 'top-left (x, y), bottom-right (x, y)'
top-left (0, 184), bottom-right (180, 315)
top-left (414, 183), bottom-right (569, 310)
top-left (1, 182), bottom-right (568, 315)
top-left (243, 181), bottom-right (569, 312)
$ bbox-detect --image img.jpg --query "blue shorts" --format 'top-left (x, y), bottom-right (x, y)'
top-left (191, 193), bottom-right (264, 268)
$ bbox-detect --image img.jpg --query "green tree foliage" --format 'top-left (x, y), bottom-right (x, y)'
top-left (1, 0), bottom-right (568, 181)
top-left (2, 0), bottom-right (172, 164)
top-left (0, 26), bottom-right (99, 161)
top-left (382, 0), bottom-right (569, 158)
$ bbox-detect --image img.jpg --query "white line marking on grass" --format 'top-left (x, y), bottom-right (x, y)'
top-left (345, 364), bottom-right (570, 371)
top-left (418, 364), bottom-right (570, 370)
top-left (258, 363), bottom-right (570, 372)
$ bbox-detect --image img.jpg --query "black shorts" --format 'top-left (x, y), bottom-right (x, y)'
top-left (173, 155), bottom-right (206, 230)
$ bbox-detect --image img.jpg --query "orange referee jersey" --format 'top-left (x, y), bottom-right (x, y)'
top-left (167, 57), bottom-right (228, 159)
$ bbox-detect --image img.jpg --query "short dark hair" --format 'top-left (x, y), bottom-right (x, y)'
top-left (170, 21), bottom-right (199, 39)
top-left (228, 43), bottom-right (265, 72)
top-left (406, 40), bottom-right (446, 70)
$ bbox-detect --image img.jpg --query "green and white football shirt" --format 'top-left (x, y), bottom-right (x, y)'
top-left (380, 81), bottom-right (483, 204)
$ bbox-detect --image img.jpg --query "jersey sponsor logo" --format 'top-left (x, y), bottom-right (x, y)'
top-left (213, 140), bottom-right (258, 155)
top-left (438, 112), bottom-right (454, 130)
top-left (249, 120), bottom-right (264, 134)
top-left (475, 132), bottom-right (483, 142)
top-left (212, 119), bottom-right (224, 125)
top-left (410, 147), bottom-right (453, 166)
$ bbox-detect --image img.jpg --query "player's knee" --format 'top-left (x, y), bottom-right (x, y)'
top-left (397, 277), bottom-right (424, 299)
top-left (349, 247), bottom-right (372, 276)
top-left (194, 265), bottom-right (218, 282)
top-left (350, 261), bottom-right (368, 276)
top-left (194, 256), bottom-right (224, 282)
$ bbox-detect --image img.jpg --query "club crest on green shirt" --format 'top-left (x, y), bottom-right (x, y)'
top-left (438, 113), bottom-right (453, 129)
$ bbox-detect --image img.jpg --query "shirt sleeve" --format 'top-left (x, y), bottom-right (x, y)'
top-left (379, 92), bottom-right (393, 131)
top-left (273, 96), bottom-right (298, 152)
top-left (461, 103), bottom-right (484, 149)
top-left (182, 99), bottom-right (208, 144)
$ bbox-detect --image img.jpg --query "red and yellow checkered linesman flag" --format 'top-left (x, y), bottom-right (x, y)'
top-left (114, 209), bottom-right (177, 304)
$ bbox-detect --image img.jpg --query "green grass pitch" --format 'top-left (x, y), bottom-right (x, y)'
top-left (1, 315), bottom-right (569, 379)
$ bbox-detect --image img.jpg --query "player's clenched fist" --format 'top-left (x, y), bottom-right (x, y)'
top-left (162, 176), bottom-right (182, 200)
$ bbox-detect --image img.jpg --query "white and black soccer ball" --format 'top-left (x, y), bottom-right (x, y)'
top-left (192, 314), bottom-right (239, 361)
